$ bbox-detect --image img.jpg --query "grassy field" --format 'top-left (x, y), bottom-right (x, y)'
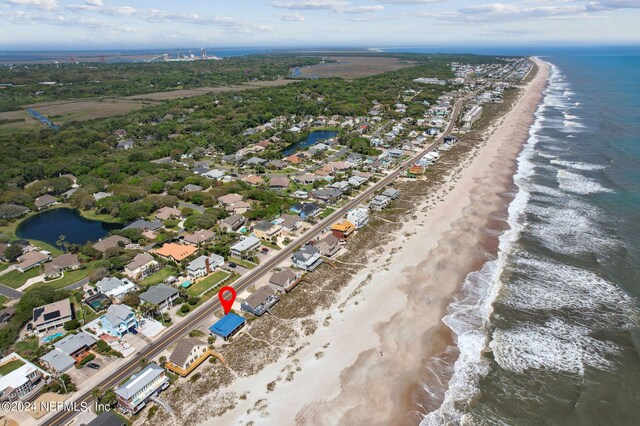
top-left (0, 295), bottom-right (7, 307)
top-left (0, 263), bottom-right (9, 273)
top-left (0, 359), bottom-right (25, 375)
top-left (14, 335), bottom-right (39, 357)
top-left (0, 267), bottom-right (42, 288)
top-left (261, 240), bottom-right (281, 251)
top-left (320, 208), bottom-right (335, 219)
top-left (77, 208), bottom-right (123, 224)
top-left (187, 271), bottom-right (230, 297)
top-left (178, 273), bottom-right (239, 317)
top-left (298, 56), bottom-right (415, 79)
top-left (140, 267), bottom-right (174, 287)
top-left (228, 257), bottom-right (257, 269)
top-left (31, 263), bottom-right (98, 290)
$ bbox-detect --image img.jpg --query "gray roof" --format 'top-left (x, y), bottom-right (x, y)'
top-left (124, 219), bottom-right (163, 231)
top-left (187, 254), bottom-right (224, 271)
top-left (381, 188), bottom-right (400, 198)
top-left (96, 277), bottom-right (127, 293)
top-left (269, 269), bottom-right (298, 287)
top-left (35, 194), bottom-right (57, 207)
top-left (54, 331), bottom-right (97, 355)
top-left (139, 284), bottom-right (178, 305)
top-left (115, 363), bottom-right (164, 400)
top-left (245, 157), bottom-right (267, 165)
top-left (104, 304), bottom-right (135, 326)
top-left (292, 245), bottom-right (320, 262)
top-left (221, 214), bottom-right (245, 229)
top-left (41, 349), bottom-right (75, 373)
top-left (253, 221), bottom-right (276, 232)
top-left (183, 184), bottom-right (203, 192)
top-left (230, 236), bottom-right (261, 253)
top-left (243, 287), bottom-right (277, 308)
top-left (125, 253), bottom-right (156, 271)
top-left (169, 337), bottom-right (206, 367)
top-left (87, 411), bottom-right (125, 426)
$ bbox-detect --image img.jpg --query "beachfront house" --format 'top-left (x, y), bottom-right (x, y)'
top-left (241, 287), bottom-right (279, 316)
top-left (291, 245), bottom-right (323, 272)
top-left (347, 208), bottom-right (369, 229)
top-left (0, 353), bottom-right (50, 401)
top-left (209, 313), bottom-right (246, 340)
top-left (166, 338), bottom-right (212, 377)
top-left (315, 234), bottom-right (341, 257)
top-left (115, 363), bottom-right (169, 415)
top-left (268, 268), bottom-right (302, 293)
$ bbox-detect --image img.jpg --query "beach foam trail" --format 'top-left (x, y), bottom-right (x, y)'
top-left (420, 63), bottom-right (553, 426)
top-left (423, 58), bottom-right (640, 425)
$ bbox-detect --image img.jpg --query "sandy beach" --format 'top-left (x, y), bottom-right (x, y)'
top-left (185, 59), bottom-right (550, 426)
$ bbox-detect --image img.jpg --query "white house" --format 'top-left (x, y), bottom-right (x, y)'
top-left (96, 277), bottom-right (136, 300)
top-left (186, 254), bottom-right (225, 279)
top-left (346, 207), bottom-right (369, 229)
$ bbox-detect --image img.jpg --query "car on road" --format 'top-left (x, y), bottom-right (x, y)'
top-left (86, 362), bottom-right (100, 370)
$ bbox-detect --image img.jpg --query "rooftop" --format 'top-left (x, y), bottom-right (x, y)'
top-left (209, 313), bottom-right (246, 338)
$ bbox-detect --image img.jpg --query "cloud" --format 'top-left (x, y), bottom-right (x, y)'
top-left (4, 0), bottom-right (58, 11)
top-left (275, 12), bottom-right (306, 21)
top-left (85, 0), bottom-right (102, 6)
top-left (373, 0), bottom-right (441, 3)
top-left (271, 0), bottom-right (384, 14)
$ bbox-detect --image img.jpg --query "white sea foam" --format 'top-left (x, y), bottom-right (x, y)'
top-left (421, 60), bottom-right (556, 426)
top-left (491, 318), bottom-right (620, 375)
top-left (550, 159), bottom-right (606, 171)
top-left (557, 169), bottom-right (614, 194)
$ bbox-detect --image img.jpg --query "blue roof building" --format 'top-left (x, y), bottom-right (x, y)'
top-left (209, 313), bottom-right (246, 340)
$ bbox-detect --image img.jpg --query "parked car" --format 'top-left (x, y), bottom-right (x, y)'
top-left (86, 362), bottom-right (100, 370)
top-left (261, 247), bottom-right (269, 254)
top-left (228, 262), bottom-right (237, 268)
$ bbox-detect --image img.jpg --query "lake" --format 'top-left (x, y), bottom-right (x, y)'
top-left (283, 130), bottom-right (338, 156)
top-left (16, 208), bottom-right (122, 247)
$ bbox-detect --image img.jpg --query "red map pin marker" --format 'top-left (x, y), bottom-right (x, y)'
top-left (218, 286), bottom-right (236, 315)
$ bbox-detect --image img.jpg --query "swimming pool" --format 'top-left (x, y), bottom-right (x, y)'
top-left (42, 332), bottom-right (64, 343)
top-left (180, 281), bottom-right (192, 288)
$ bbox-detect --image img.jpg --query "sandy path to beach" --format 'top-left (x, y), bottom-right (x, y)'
top-left (204, 59), bottom-right (549, 426)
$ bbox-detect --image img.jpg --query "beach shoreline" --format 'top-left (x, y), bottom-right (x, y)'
top-left (188, 58), bottom-right (550, 426)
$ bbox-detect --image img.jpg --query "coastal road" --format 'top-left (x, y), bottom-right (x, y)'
top-left (45, 95), bottom-right (466, 426)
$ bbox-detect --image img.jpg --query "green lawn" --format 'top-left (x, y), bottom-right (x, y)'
top-left (320, 208), bottom-right (335, 219)
top-left (77, 208), bottom-right (123, 224)
top-left (178, 273), bottom-right (239, 317)
top-left (261, 240), bottom-right (281, 251)
top-left (0, 359), bottom-right (25, 375)
top-left (187, 271), bottom-right (230, 297)
top-left (140, 268), bottom-right (175, 287)
top-left (0, 263), bottom-right (9, 273)
top-left (0, 267), bottom-right (42, 289)
top-left (28, 240), bottom-right (62, 256)
top-left (14, 336), bottom-right (39, 358)
top-left (32, 264), bottom-right (98, 290)
top-left (228, 257), bottom-right (257, 269)
top-left (0, 295), bottom-right (7, 307)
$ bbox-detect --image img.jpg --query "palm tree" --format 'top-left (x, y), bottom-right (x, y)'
top-left (56, 234), bottom-right (67, 252)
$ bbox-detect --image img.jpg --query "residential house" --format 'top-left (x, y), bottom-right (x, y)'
top-left (100, 304), bottom-right (138, 338)
top-left (242, 175), bottom-right (264, 186)
top-left (92, 236), bottom-right (130, 254)
top-left (0, 307), bottom-right (15, 323)
top-left (16, 251), bottom-right (50, 272)
top-left (0, 353), bottom-right (49, 401)
top-left (96, 277), bottom-right (136, 300)
top-left (268, 268), bottom-right (301, 293)
top-left (346, 153), bottom-right (363, 166)
top-left (408, 165), bottom-right (425, 178)
top-left (252, 221), bottom-right (282, 241)
top-left (218, 193), bottom-right (244, 207)
top-left (139, 284), bottom-right (179, 311)
top-left (290, 202), bottom-right (321, 219)
top-left (116, 139), bottom-right (134, 150)
top-left (53, 331), bottom-right (96, 363)
top-left (155, 207), bottom-right (182, 221)
top-left (202, 169), bottom-right (225, 180)
top-left (227, 200), bottom-right (251, 215)
top-left (166, 338), bottom-right (212, 377)
top-left (115, 363), bottom-right (169, 415)
top-left (241, 287), bottom-right (279, 316)
top-left (388, 149), bottom-right (403, 159)
top-left (34, 194), bottom-right (57, 210)
top-left (266, 159), bottom-right (287, 170)
top-left (182, 184), bottom-right (202, 193)
top-left (187, 254), bottom-right (224, 279)
top-left (316, 234), bottom-right (341, 257)
top-left (294, 173), bottom-right (318, 185)
top-left (154, 243), bottom-right (197, 263)
top-left (278, 214), bottom-right (302, 233)
top-left (124, 253), bottom-right (159, 280)
top-left (347, 208), bottom-right (369, 229)
top-left (329, 181), bottom-right (350, 192)
top-left (381, 188), bottom-right (400, 200)
top-left (219, 214), bottom-right (246, 233)
top-left (331, 221), bottom-right (355, 240)
top-left (348, 175), bottom-right (367, 188)
top-left (123, 219), bottom-right (163, 232)
top-left (87, 411), bottom-right (126, 426)
top-left (32, 299), bottom-right (72, 333)
top-left (244, 157), bottom-right (267, 167)
top-left (43, 253), bottom-right (81, 279)
top-left (40, 349), bottom-right (75, 374)
top-left (369, 195), bottom-right (391, 211)
top-left (209, 313), bottom-right (246, 340)
top-left (182, 229), bottom-right (216, 246)
top-left (93, 191), bottom-right (112, 201)
top-left (291, 245), bottom-right (323, 271)
top-left (311, 188), bottom-right (342, 204)
top-left (0, 203), bottom-right (30, 219)
top-left (269, 176), bottom-right (290, 191)
top-left (230, 236), bottom-right (261, 259)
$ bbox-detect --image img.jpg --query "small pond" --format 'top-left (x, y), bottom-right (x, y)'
top-left (16, 208), bottom-right (122, 248)
top-left (282, 130), bottom-right (338, 156)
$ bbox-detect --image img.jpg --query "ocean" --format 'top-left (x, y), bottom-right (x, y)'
top-left (422, 53), bottom-right (640, 424)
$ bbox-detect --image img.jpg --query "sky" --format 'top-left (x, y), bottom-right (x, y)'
top-left (0, 0), bottom-right (639, 50)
